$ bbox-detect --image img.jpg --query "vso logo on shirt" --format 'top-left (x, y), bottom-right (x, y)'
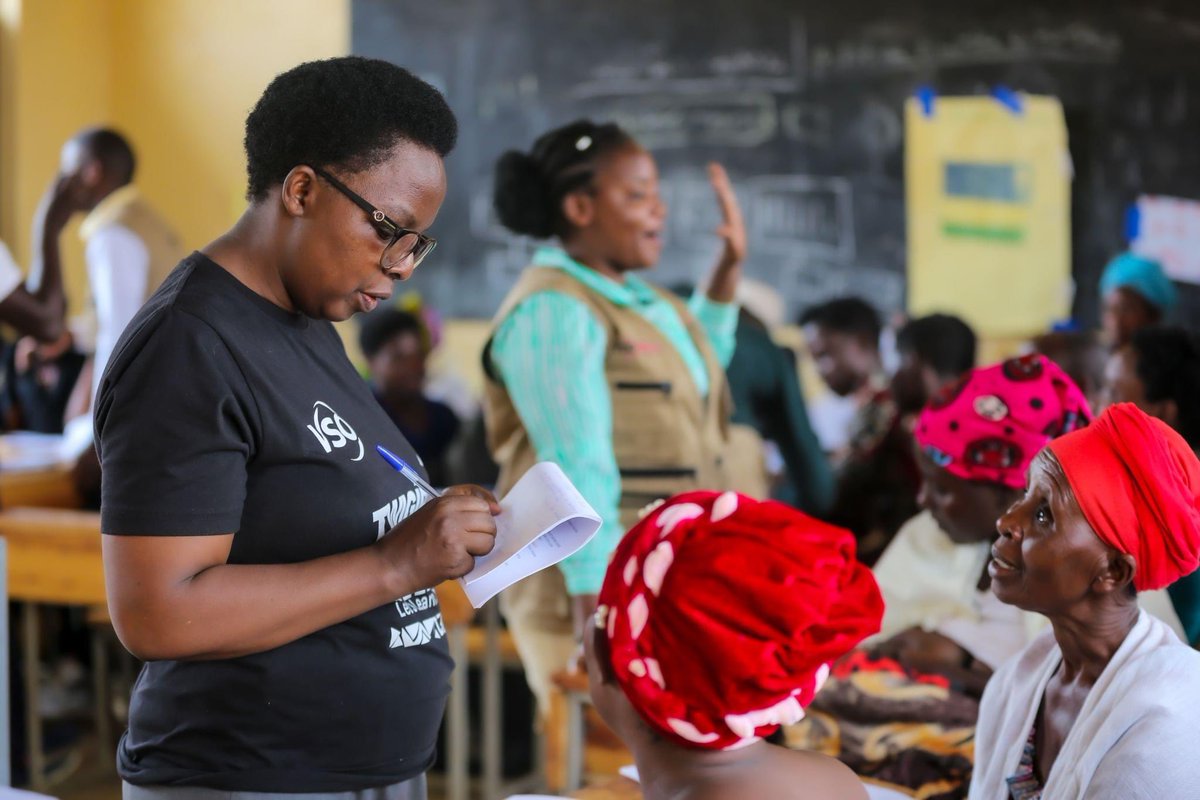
top-left (306, 401), bottom-right (364, 461)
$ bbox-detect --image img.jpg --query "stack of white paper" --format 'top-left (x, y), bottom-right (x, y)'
top-left (460, 461), bottom-right (600, 608)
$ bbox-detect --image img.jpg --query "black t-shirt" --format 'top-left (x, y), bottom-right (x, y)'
top-left (96, 253), bottom-right (453, 791)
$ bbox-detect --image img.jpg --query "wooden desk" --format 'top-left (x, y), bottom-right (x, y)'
top-left (0, 508), bottom-right (104, 789)
top-left (572, 776), bottom-right (643, 799)
top-left (0, 467), bottom-right (80, 511)
top-left (1, 508), bottom-right (104, 604)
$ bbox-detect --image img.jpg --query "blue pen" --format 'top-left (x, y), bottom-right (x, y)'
top-left (376, 444), bottom-right (442, 498)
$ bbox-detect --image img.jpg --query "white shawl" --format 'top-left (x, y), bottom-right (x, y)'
top-left (969, 611), bottom-right (1200, 799)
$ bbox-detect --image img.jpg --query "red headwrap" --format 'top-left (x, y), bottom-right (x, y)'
top-left (597, 491), bottom-right (883, 750)
top-left (915, 354), bottom-right (1092, 489)
top-left (1047, 403), bottom-right (1200, 592)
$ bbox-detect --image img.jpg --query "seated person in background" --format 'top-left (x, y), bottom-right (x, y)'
top-left (586, 490), bottom-right (883, 800)
top-left (875, 355), bottom-right (1091, 689)
top-left (891, 313), bottom-right (976, 417)
top-left (1026, 329), bottom-right (1108, 408)
top-left (785, 355), bottom-right (1090, 800)
top-left (0, 332), bottom-right (85, 432)
top-left (971, 404), bottom-right (1200, 799)
top-left (360, 308), bottom-right (460, 487)
top-left (801, 297), bottom-right (886, 460)
top-left (802, 297), bottom-right (916, 563)
top-left (1102, 326), bottom-right (1200, 644)
top-left (1099, 251), bottom-right (1176, 348)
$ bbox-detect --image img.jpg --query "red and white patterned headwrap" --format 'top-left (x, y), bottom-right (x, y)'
top-left (596, 491), bottom-right (883, 750)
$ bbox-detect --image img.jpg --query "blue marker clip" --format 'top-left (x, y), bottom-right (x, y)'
top-left (916, 85), bottom-right (937, 118)
top-left (376, 444), bottom-right (442, 498)
top-left (991, 85), bottom-right (1023, 115)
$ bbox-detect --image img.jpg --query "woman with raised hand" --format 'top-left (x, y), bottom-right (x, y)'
top-left (483, 120), bottom-right (746, 714)
top-left (970, 403), bottom-right (1200, 799)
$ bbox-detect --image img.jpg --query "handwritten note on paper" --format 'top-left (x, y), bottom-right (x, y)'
top-left (460, 462), bottom-right (601, 608)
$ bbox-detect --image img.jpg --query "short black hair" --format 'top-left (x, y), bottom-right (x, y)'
top-left (1128, 326), bottom-right (1200, 449)
top-left (359, 308), bottom-right (426, 358)
top-left (799, 297), bottom-right (881, 344)
top-left (78, 127), bottom-right (135, 185)
top-left (493, 119), bottom-right (636, 239)
top-left (244, 56), bottom-right (457, 201)
top-left (897, 313), bottom-right (977, 378)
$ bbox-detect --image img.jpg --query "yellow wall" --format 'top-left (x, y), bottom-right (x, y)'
top-left (1, 0), bottom-right (115, 306)
top-left (0, 0), bottom-right (350, 314)
top-left (108, 0), bottom-right (351, 259)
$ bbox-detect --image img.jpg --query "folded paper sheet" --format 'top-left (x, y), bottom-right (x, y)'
top-left (461, 461), bottom-right (600, 607)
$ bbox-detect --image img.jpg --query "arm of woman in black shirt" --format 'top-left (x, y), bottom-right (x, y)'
top-left (103, 485), bottom-right (498, 661)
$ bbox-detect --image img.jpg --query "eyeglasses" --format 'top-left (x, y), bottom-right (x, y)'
top-left (307, 165), bottom-right (437, 274)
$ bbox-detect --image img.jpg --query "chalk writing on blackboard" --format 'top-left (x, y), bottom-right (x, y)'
top-left (597, 93), bottom-right (777, 150)
top-left (749, 176), bottom-right (855, 262)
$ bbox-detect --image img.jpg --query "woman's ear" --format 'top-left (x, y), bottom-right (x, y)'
top-left (585, 612), bottom-right (651, 744)
top-left (561, 190), bottom-right (594, 230)
top-left (281, 166), bottom-right (316, 217)
top-left (1095, 552), bottom-right (1137, 596)
top-left (584, 610), bottom-right (617, 686)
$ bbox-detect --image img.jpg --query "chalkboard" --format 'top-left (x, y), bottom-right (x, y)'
top-left (352, 0), bottom-right (1200, 330)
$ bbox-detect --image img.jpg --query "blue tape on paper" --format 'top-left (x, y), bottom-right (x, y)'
top-left (1125, 203), bottom-right (1142, 243)
top-left (991, 85), bottom-right (1023, 114)
top-left (1051, 319), bottom-right (1082, 333)
top-left (916, 85), bottom-right (936, 117)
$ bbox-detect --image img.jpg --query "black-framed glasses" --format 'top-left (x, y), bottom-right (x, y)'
top-left (308, 165), bottom-right (437, 273)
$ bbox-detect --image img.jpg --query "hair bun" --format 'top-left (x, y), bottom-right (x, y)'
top-left (493, 150), bottom-right (555, 238)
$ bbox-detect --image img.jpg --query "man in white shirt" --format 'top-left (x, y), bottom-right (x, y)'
top-left (51, 128), bottom-right (183, 472)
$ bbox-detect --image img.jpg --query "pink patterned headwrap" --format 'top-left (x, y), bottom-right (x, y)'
top-left (914, 354), bottom-right (1092, 489)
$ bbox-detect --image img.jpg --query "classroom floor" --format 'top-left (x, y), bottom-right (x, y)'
top-left (43, 735), bottom-right (119, 800)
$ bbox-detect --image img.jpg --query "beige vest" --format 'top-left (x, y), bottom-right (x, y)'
top-left (80, 185), bottom-right (183, 301)
top-left (484, 267), bottom-right (732, 528)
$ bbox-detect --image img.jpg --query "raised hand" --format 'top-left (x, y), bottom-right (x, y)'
top-left (709, 162), bottom-right (747, 269)
top-left (705, 162), bottom-right (746, 303)
top-left (35, 173), bottom-right (83, 239)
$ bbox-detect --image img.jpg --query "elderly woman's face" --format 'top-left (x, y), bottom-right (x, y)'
top-left (915, 446), bottom-right (1011, 545)
top-left (991, 450), bottom-right (1119, 613)
top-left (283, 140), bottom-right (447, 322)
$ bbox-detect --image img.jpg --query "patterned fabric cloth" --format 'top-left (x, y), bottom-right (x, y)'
top-left (490, 246), bottom-right (738, 594)
top-left (915, 354), bottom-right (1092, 490)
top-left (785, 651), bottom-right (978, 800)
top-left (1004, 725), bottom-right (1044, 800)
top-left (597, 491), bottom-right (883, 750)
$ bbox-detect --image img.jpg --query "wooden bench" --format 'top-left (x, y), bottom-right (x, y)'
top-left (0, 507), bottom-right (105, 790)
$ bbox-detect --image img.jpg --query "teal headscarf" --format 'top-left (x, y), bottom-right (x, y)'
top-left (1100, 252), bottom-right (1177, 312)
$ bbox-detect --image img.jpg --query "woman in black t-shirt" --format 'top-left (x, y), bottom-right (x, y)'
top-left (96, 58), bottom-right (498, 798)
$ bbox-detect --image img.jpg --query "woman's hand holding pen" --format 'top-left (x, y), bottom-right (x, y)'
top-left (705, 162), bottom-right (746, 303)
top-left (375, 485), bottom-right (501, 597)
